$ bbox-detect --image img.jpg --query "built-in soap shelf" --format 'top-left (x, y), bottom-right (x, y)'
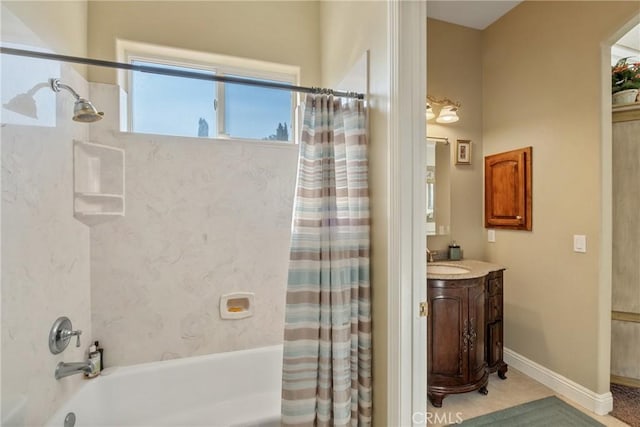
top-left (73, 140), bottom-right (125, 226)
top-left (220, 292), bottom-right (254, 320)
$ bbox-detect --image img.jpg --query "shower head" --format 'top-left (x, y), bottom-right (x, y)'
top-left (49, 78), bottom-right (104, 123)
top-left (72, 98), bottom-right (104, 123)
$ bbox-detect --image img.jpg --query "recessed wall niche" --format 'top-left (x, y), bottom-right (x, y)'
top-left (73, 140), bottom-right (125, 225)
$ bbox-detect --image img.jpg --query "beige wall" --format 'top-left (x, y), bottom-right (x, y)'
top-left (2, 1), bottom-right (88, 76)
top-left (2, 0), bottom-right (88, 57)
top-left (426, 18), bottom-right (485, 260)
top-left (87, 1), bottom-right (321, 86)
top-left (483, 1), bottom-right (639, 393)
top-left (320, 2), bottom-right (388, 424)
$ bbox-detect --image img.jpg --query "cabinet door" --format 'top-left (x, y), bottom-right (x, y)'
top-left (467, 283), bottom-right (487, 383)
top-left (487, 321), bottom-right (503, 368)
top-left (428, 285), bottom-right (468, 385)
top-left (487, 275), bottom-right (503, 296)
top-left (487, 294), bottom-right (503, 323)
top-left (484, 147), bottom-right (532, 230)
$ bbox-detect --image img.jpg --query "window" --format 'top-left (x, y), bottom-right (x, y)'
top-left (119, 41), bottom-right (299, 142)
top-left (131, 61), bottom-right (217, 138)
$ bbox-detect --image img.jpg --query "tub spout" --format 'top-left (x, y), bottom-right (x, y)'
top-left (55, 360), bottom-right (95, 380)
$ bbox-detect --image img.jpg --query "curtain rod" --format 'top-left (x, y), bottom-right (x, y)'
top-left (0, 47), bottom-right (365, 100)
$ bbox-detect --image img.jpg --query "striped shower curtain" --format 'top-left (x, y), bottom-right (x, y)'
top-left (281, 94), bottom-right (372, 427)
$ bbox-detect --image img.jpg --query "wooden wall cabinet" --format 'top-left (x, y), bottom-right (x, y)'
top-left (427, 277), bottom-right (488, 407)
top-left (484, 147), bottom-right (532, 230)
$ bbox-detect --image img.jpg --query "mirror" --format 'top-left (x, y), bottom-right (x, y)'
top-left (426, 138), bottom-right (451, 236)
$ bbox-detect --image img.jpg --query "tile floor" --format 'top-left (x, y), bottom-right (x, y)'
top-left (426, 368), bottom-right (630, 426)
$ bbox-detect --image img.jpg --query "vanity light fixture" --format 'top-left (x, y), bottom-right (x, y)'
top-left (426, 103), bottom-right (436, 121)
top-left (436, 105), bottom-right (459, 123)
top-left (426, 95), bottom-right (461, 124)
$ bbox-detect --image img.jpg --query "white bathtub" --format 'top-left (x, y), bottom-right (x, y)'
top-left (45, 345), bottom-right (283, 427)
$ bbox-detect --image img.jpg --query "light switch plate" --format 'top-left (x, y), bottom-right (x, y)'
top-left (573, 235), bottom-right (587, 253)
top-left (488, 229), bottom-right (496, 243)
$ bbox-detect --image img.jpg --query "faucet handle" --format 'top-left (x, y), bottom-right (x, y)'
top-left (63, 329), bottom-right (82, 348)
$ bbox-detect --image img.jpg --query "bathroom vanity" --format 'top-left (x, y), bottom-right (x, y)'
top-left (427, 260), bottom-right (507, 407)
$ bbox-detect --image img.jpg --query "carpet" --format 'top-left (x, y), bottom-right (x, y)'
top-left (611, 383), bottom-right (640, 427)
top-left (458, 396), bottom-right (604, 426)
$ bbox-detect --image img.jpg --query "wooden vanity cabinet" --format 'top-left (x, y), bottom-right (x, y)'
top-left (427, 277), bottom-right (488, 407)
top-left (486, 269), bottom-right (508, 379)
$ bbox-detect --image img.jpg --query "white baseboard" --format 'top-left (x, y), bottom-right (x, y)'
top-left (504, 347), bottom-right (613, 416)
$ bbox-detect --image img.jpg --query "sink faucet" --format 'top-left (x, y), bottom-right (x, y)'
top-left (55, 360), bottom-right (95, 380)
top-left (427, 248), bottom-right (437, 263)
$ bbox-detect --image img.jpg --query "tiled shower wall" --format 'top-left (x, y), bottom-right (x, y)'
top-left (89, 86), bottom-right (298, 367)
top-left (2, 76), bottom-right (297, 426)
top-left (1, 63), bottom-right (92, 426)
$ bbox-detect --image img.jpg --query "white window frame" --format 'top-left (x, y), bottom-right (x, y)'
top-left (116, 39), bottom-right (300, 142)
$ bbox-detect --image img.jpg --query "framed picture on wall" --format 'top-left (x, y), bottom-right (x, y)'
top-left (456, 140), bottom-right (472, 165)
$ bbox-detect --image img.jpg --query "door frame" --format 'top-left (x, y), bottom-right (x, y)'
top-left (387, 1), bottom-right (427, 425)
top-left (600, 13), bottom-right (640, 400)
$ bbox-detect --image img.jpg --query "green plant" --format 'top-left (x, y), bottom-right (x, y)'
top-left (612, 57), bottom-right (640, 93)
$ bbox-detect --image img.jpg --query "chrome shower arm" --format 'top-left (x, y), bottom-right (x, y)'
top-left (48, 78), bottom-right (103, 123)
top-left (49, 78), bottom-right (80, 100)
